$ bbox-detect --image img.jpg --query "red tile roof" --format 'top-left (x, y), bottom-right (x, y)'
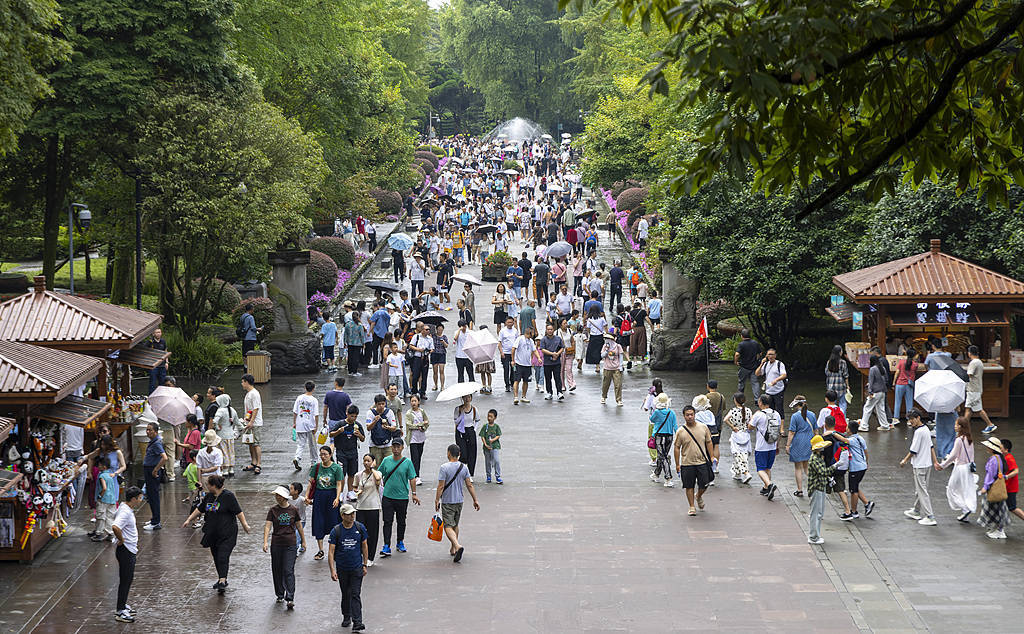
top-left (833, 240), bottom-right (1024, 302)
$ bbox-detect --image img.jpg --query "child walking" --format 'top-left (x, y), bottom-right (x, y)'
top-left (480, 409), bottom-right (503, 484)
top-left (807, 435), bottom-right (835, 544)
top-left (91, 456), bottom-right (119, 542)
top-left (899, 411), bottom-right (939, 526)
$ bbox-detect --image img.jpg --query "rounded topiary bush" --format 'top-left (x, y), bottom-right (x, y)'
top-left (410, 164), bottom-right (426, 185)
top-left (232, 297), bottom-right (275, 341)
top-left (306, 250), bottom-right (339, 295)
top-left (369, 188), bottom-right (403, 215)
top-left (616, 186), bottom-right (649, 215)
top-left (207, 279), bottom-right (242, 316)
top-left (610, 179), bottom-right (642, 199)
top-left (310, 236), bottom-right (355, 270)
top-left (416, 144), bottom-right (446, 157)
top-left (413, 158), bottom-right (435, 175)
top-left (414, 150), bottom-right (440, 170)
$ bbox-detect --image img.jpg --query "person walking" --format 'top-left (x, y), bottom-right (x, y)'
top-left (320, 314), bottom-right (339, 372)
top-left (239, 304), bottom-right (261, 358)
top-left (750, 394), bottom-right (781, 500)
top-left (977, 437), bottom-right (1010, 539)
top-left (241, 374), bottom-right (264, 475)
top-left (292, 381), bottom-right (320, 471)
top-left (111, 486), bottom-right (144, 623)
top-left (806, 435), bottom-right (835, 545)
top-left (378, 438), bottom-right (420, 556)
top-left (407, 322), bottom-right (433, 399)
top-left (649, 393), bottom-right (678, 487)
top-left (846, 426), bottom-right (875, 518)
top-left (820, 415), bottom-right (853, 520)
top-left (328, 504), bottom-right (369, 631)
top-left (453, 394), bottom-right (480, 475)
top-left (724, 392), bottom-right (753, 483)
top-left (965, 345), bottom-right (997, 434)
top-left (264, 485), bottom-right (306, 608)
top-left (498, 316), bottom-right (518, 392)
top-left (785, 396), bottom-right (815, 498)
top-left (600, 330), bottom-right (625, 406)
top-left (891, 347), bottom-right (917, 424)
top-left (937, 415), bottom-right (976, 522)
top-left (480, 409), bottom-right (503, 484)
top-left (142, 422), bottom-right (168, 531)
top-left (539, 323), bottom-right (565, 400)
top-left (182, 474), bottom-right (251, 593)
top-left (354, 454), bottom-right (382, 567)
top-left (329, 405), bottom-right (364, 502)
top-left (673, 405), bottom-right (715, 516)
top-left (824, 345), bottom-right (850, 414)
top-left (512, 326), bottom-right (536, 405)
top-left (557, 318), bottom-right (577, 393)
top-left (344, 312), bottom-right (365, 376)
top-left (212, 393), bottom-right (238, 477)
top-left (434, 444), bottom-right (481, 563)
top-left (859, 355), bottom-right (891, 431)
top-left (899, 411), bottom-right (939, 526)
top-left (756, 349), bottom-right (787, 421)
top-left (366, 394), bottom-right (398, 469)
top-left (734, 329), bottom-right (762, 400)
top-left (584, 307), bottom-right (608, 374)
top-left (305, 445), bottom-right (345, 560)
top-left (405, 395), bottom-right (430, 485)
top-left (924, 337), bottom-right (956, 458)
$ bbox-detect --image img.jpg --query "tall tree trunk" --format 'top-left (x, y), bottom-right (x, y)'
top-left (109, 244), bottom-right (134, 305)
top-left (156, 247), bottom-right (176, 325)
top-left (42, 136), bottom-right (72, 289)
top-left (84, 242), bottom-right (92, 282)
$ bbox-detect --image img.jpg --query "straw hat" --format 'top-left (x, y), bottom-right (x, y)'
top-left (655, 393), bottom-right (670, 409)
top-left (811, 434), bottom-right (832, 451)
top-left (202, 429), bottom-right (221, 446)
top-left (691, 394), bottom-right (710, 411)
top-left (272, 485), bottom-right (291, 499)
top-left (981, 438), bottom-right (1005, 454)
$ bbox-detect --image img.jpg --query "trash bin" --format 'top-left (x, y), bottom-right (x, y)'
top-left (245, 351), bottom-right (271, 383)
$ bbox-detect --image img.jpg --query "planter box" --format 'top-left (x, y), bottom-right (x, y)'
top-left (481, 264), bottom-right (507, 282)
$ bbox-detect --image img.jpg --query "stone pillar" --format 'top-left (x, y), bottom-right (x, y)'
top-left (659, 250), bottom-right (698, 330)
top-left (268, 250), bottom-right (310, 333)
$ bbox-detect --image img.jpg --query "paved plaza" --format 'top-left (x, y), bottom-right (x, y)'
top-left (2, 231), bottom-right (1022, 633)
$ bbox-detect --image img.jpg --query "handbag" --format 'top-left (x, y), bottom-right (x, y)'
top-left (647, 436), bottom-right (657, 450)
top-left (427, 513), bottom-right (444, 541)
top-left (987, 472), bottom-right (1008, 503)
top-left (316, 422), bottom-right (329, 446)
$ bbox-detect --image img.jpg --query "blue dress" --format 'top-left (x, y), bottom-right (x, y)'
top-left (788, 411), bottom-right (815, 462)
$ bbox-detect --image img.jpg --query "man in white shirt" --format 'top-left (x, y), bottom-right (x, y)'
top-left (453, 320), bottom-right (474, 383)
top-left (965, 345), bottom-right (996, 434)
top-left (554, 286), bottom-right (573, 318)
top-left (61, 423), bottom-right (86, 509)
top-left (408, 322), bottom-right (434, 399)
top-left (756, 349), bottom-right (787, 420)
top-left (112, 486), bottom-right (145, 622)
top-left (292, 380), bottom-right (320, 470)
top-left (512, 326), bottom-right (536, 405)
top-left (750, 394), bottom-right (780, 500)
top-left (242, 374), bottom-right (263, 473)
top-left (635, 216), bottom-right (650, 249)
top-left (899, 411), bottom-right (939, 525)
top-left (498, 317), bottom-right (520, 393)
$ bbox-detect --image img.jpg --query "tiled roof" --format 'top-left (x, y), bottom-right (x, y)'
top-left (0, 340), bottom-right (102, 401)
top-left (833, 241), bottom-right (1024, 301)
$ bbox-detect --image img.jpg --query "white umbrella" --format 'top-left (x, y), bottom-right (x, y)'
top-left (540, 133), bottom-right (553, 140)
top-left (453, 272), bottom-right (482, 286)
top-left (147, 386), bottom-right (195, 425)
top-left (502, 145), bottom-right (518, 152)
top-left (436, 381), bottom-right (483, 402)
top-left (914, 369), bottom-right (966, 413)
top-left (545, 241), bottom-right (572, 258)
top-left (546, 184), bottom-right (563, 192)
top-left (463, 329), bottom-right (499, 365)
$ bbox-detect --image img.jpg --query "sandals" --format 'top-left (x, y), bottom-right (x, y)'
top-left (687, 508), bottom-right (697, 516)
top-left (696, 497), bottom-right (705, 510)
top-left (253, 466), bottom-right (262, 475)
top-left (793, 490), bottom-right (804, 498)
top-left (314, 551), bottom-right (325, 560)
top-left (242, 464), bottom-right (256, 472)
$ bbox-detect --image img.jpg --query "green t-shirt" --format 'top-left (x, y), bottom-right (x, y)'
top-left (379, 455), bottom-right (417, 500)
top-left (308, 461), bottom-right (345, 490)
top-left (480, 423), bottom-right (502, 450)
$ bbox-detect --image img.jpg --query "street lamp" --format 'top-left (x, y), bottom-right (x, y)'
top-left (68, 203), bottom-right (89, 294)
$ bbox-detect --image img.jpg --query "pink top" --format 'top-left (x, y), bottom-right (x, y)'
top-left (601, 341), bottom-right (623, 371)
top-left (895, 359), bottom-right (918, 385)
top-left (939, 435), bottom-right (974, 468)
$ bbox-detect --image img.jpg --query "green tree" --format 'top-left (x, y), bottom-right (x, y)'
top-left (136, 91), bottom-right (327, 338)
top-left (573, 0), bottom-right (1024, 219)
top-left (0, 0), bottom-right (70, 156)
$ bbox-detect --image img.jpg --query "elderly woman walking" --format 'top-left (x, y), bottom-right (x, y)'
top-left (977, 437), bottom-right (1010, 539)
top-left (648, 393), bottom-right (677, 487)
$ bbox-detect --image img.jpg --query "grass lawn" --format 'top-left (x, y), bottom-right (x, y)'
top-left (0, 257), bottom-right (161, 297)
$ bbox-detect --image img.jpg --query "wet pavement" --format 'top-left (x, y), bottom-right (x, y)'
top-left (2, 226), bottom-right (1023, 633)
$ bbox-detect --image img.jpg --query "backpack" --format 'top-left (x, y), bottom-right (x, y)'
top-left (370, 409), bottom-right (392, 445)
top-left (619, 312), bottom-right (633, 334)
top-left (826, 404), bottom-right (847, 433)
top-left (762, 410), bottom-right (782, 444)
top-left (630, 271), bottom-right (641, 286)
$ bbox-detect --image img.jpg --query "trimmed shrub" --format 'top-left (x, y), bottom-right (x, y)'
top-left (309, 236), bottom-right (355, 270)
top-left (207, 279), bottom-right (242, 316)
top-left (410, 164), bottom-right (426, 185)
top-left (502, 159), bottom-right (520, 171)
top-left (413, 157), bottom-right (435, 175)
top-left (413, 150), bottom-right (440, 170)
top-left (610, 179), bottom-right (642, 199)
top-left (232, 297), bottom-right (275, 341)
top-left (416, 144), bottom-right (446, 157)
top-left (616, 187), bottom-right (649, 216)
top-left (369, 188), bottom-right (402, 215)
top-left (306, 250), bottom-right (339, 295)
top-left (164, 327), bottom-right (231, 377)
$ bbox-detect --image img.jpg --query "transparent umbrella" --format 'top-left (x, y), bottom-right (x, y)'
top-left (914, 369), bottom-right (966, 413)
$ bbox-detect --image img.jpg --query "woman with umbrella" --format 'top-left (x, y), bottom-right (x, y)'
top-left (182, 474), bottom-right (251, 593)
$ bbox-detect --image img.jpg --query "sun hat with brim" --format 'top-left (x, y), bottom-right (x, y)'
top-left (692, 394), bottom-right (710, 411)
top-left (603, 332), bottom-right (617, 340)
top-left (981, 438), bottom-right (1005, 454)
top-left (202, 429), bottom-right (221, 446)
top-left (272, 485), bottom-right (291, 499)
top-left (811, 434), bottom-right (832, 451)
top-left (655, 393), bottom-right (671, 408)
top-left (789, 395), bottom-right (808, 408)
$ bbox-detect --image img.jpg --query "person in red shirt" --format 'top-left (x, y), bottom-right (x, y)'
top-left (1001, 439), bottom-right (1023, 521)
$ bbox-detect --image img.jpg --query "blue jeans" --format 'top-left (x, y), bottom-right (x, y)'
top-left (893, 384), bottom-right (914, 420)
top-left (934, 412), bottom-right (956, 458)
top-left (148, 365), bottom-right (167, 394)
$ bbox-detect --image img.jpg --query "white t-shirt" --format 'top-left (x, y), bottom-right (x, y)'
top-left (61, 425), bottom-right (85, 453)
top-left (367, 409), bottom-right (398, 448)
top-left (909, 425), bottom-right (934, 468)
top-left (293, 394), bottom-right (319, 433)
top-left (752, 409), bottom-right (779, 452)
top-left (967, 358), bottom-right (984, 393)
top-left (112, 503), bottom-right (139, 554)
top-left (196, 446), bottom-right (224, 476)
top-left (816, 407), bottom-right (831, 431)
top-left (498, 327), bottom-right (519, 354)
top-left (387, 352), bottom-right (406, 377)
top-left (513, 335), bottom-right (535, 366)
top-left (555, 293), bottom-right (573, 315)
top-left (244, 389), bottom-right (264, 426)
top-left (763, 360), bottom-right (787, 395)
top-left (637, 218), bottom-right (650, 239)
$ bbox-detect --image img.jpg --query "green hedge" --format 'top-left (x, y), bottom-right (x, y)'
top-left (164, 327), bottom-right (231, 378)
top-left (307, 250), bottom-right (338, 294)
top-left (309, 237), bottom-right (355, 270)
top-left (369, 188), bottom-right (403, 215)
top-left (413, 150), bottom-right (440, 169)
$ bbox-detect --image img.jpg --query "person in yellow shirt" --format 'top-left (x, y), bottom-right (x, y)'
top-left (452, 229), bottom-right (466, 266)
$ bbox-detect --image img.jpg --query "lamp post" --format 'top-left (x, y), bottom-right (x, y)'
top-left (68, 203), bottom-right (90, 294)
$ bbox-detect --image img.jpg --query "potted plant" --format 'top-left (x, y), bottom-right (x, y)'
top-left (481, 250), bottom-right (515, 282)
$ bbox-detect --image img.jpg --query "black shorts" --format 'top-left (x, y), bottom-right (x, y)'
top-left (679, 464), bottom-right (711, 490)
top-left (336, 450), bottom-right (359, 476)
top-left (1008, 491), bottom-right (1018, 512)
top-left (831, 469), bottom-right (847, 492)
top-left (515, 364), bottom-right (532, 383)
top-left (707, 425), bottom-right (721, 446)
top-left (430, 353), bottom-right (446, 365)
top-left (848, 469), bottom-right (866, 494)
top-left (323, 345), bottom-right (335, 360)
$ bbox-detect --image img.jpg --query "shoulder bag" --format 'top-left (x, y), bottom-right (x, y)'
top-left (681, 425), bottom-right (716, 483)
top-left (381, 457), bottom-right (407, 488)
top-left (987, 461), bottom-right (1008, 503)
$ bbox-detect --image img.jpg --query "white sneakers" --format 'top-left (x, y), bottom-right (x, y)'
top-left (903, 509), bottom-right (922, 520)
top-left (663, 480), bottom-right (675, 487)
top-left (918, 517), bottom-right (937, 526)
top-left (650, 473), bottom-right (659, 482)
top-left (987, 529), bottom-right (1007, 539)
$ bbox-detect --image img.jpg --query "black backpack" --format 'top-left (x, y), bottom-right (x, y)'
top-left (370, 408), bottom-right (392, 445)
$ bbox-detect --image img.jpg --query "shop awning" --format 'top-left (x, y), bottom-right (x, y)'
top-left (0, 340), bottom-right (103, 403)
top-left (888, 311), bottom-right (1010, 327)
top-left (33, 395), bottom-right (111, 428)
top-left (825, 302), bottom-right (863, 323)
top-left (107, 347), bottom-right (170, 370)
top-left (0, 417), bottom-right (13, 441)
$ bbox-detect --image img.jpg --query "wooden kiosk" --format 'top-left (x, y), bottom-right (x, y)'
top-left (830, 239), bottom-right (1024, 418)
top-left (0, 341), bottom-right (111, 561)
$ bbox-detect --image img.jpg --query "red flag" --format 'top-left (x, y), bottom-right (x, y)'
top-left (689, 317), bottom-right (708, 354)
